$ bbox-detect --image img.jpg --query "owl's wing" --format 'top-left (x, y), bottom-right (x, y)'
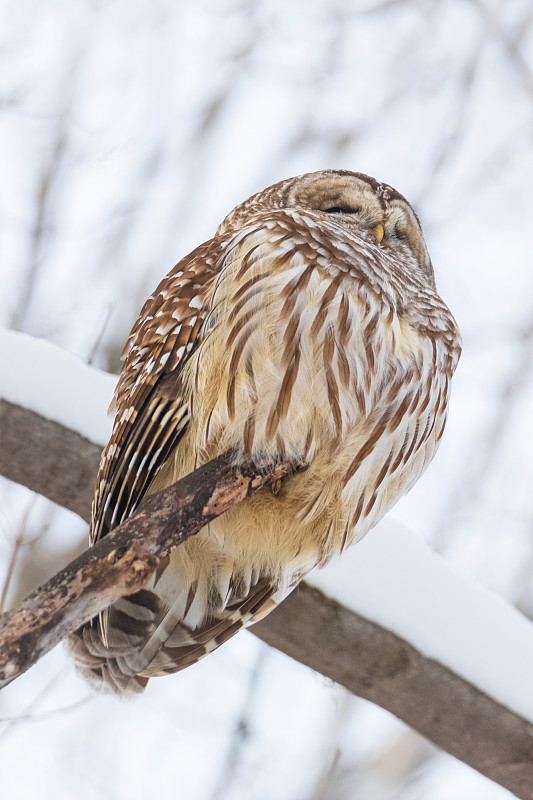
top-left (91, 240), bottom-right (220, 544)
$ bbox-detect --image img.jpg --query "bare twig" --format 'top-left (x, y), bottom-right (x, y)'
top-left (0, 667), bottom-right (80, 743)
top-left (0, 696), bottom-right (92, 726)
top-left (0, 498), bottom-right (36, 612)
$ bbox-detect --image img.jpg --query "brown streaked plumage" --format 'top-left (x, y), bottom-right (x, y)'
top-left (67, 170), bottom-right (461, 694)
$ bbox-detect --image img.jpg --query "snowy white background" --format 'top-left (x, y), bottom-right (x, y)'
top-left (1, 0), bottom-right (533, 797)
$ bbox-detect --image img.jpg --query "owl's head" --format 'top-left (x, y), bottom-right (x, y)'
top-left (220, 170), bottom-right (435, 286)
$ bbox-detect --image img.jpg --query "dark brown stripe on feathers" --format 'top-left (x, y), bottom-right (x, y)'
top-left (110, 609), bottom-right (152, 639)
top-left (231, 272), bottom-right (269, 304)
top-left (402, 419), bottom-right (421, 464)
top-left (161, 642), bottom-right (208, 663)
top-left (344, 413), bottom-right (390, 484)
top-left (227, 309), bottom-right (258, 349)
top-left (125, 589), bottom-right (162, 614)
top-left (324, 327), bottom-right (342, 435)
top-left (214, 620), bottom-right (246, 646)
top-left (183, 582), bottom-right (197, 620)
top-left (351, 491), bottom-right (366, 528)
top-left (390, 427), bottom-right (410, 473)
top-left (243, 413), bottom-right (256, 456)
top-left (372, 449), bottom-right (395, 494)
top-left (234, 242), bottom-right (263, 280)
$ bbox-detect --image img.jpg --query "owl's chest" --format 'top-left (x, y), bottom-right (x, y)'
top-left (188, 258), bottom-right (427, 469)
top-left (174, 258), bottom-right (448, 576)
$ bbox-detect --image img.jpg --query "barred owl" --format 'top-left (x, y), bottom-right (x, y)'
top-left (68, 170), bottom-right (461, 694)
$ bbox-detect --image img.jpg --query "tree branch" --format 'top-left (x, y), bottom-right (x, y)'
top-left (0, 445), bottom-right (300, 687)
top-left (0, 398), bottom-right (100, 522)
top-left (2, 396), bottom-right (533, 798)
top-left (255, 587), bottom-right (533, 797)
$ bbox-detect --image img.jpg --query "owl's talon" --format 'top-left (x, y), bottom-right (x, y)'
top-left (272, 479), bottom-right (282, 495)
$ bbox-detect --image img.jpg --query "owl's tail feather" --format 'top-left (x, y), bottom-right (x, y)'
top-left (66, 567), bottom-right (278, 695)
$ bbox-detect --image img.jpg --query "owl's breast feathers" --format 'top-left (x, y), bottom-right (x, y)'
top-left (174, 209), bottom-right (460, 551)
top-left (70, 204), bottom-right (461, 694)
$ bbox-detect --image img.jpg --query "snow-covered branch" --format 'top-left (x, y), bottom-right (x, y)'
top-left (2, 330), bottom-right (533, 799)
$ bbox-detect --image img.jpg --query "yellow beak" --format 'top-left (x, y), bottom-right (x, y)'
top-left (374, 223), bottom-right (384, 244)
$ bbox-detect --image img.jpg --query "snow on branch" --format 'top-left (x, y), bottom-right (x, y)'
top-left (2, 329), bottom-right (533, 798)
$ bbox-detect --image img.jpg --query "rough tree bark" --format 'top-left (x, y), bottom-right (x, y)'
top-left (0, 444), bottom-right (300, 687)
top-left (2, 396), bottom-right (533, 799)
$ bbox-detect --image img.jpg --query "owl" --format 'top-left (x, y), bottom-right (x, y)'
top-left (68, 170), bottom-right (461, 694)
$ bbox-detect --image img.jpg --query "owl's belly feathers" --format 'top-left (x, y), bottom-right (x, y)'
top-left (152, 246), bottom-right (448, 593)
